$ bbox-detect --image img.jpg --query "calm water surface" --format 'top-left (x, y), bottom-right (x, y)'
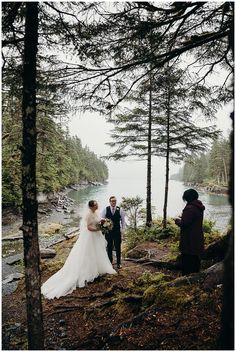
top-left (68, 173), bottom-right (231, 231)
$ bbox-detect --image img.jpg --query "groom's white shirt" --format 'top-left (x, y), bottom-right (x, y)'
top-left (101, 206), bottom-right (126, 231)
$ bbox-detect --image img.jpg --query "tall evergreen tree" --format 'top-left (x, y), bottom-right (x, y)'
top-left (2, 2), bottom-right (234, 348)
top-left (182, 137), bottom-right (231, 187)
top-left (20, 2), bottom-right (44, 349)
top-left (107, 67), bottom-right (219, 227)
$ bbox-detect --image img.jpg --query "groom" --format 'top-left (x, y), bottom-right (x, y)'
top-left (101, 196), bottom-right (125, 269)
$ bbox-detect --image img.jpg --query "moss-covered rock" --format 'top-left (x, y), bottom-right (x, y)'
top-left (143, 282), bottom-right (199, 308)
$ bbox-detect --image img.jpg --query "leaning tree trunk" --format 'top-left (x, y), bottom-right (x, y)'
top-left (163, 88), bottom-right (171, 229)
top-left (21, 2), bottom-right (44, 349)
top-left (146, 77), bottom-right (152, 227)
top-left (218, 6), bottom-right (234, 348)
top-left (218, 113), bottom-right (234, 350)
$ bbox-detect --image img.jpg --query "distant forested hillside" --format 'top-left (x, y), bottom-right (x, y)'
top-left (172, 137), bottom-right (230, 187)
top-left (2, 95), bottom-right (108, 206)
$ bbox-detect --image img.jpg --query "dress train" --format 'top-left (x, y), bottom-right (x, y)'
top-left (41, 210), bottom-right (116, 299)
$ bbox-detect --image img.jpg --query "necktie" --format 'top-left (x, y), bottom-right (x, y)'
top-left (112, 207), bottom-right (115, 215)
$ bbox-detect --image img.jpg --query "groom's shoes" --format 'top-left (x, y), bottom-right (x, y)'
top-left (117, 264), bottom-right (122, 269)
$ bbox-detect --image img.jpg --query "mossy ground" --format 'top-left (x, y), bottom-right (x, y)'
top-left (2, 235), bottom-right (222, 350)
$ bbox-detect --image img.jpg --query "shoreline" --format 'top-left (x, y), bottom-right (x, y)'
top-left (2, 181), bottom-right (106, 227)
top-left (178, 181), bottom-right (228, 197)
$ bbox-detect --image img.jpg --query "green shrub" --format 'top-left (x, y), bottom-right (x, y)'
top-left (202, 219), bottom-right (221, 246)
top-left (204, 231), bottom-right (221, 246)
top-left (124, 228), bottom-right (145, 251)
top-left (124, 218), bottom-right (180, 252)
top-left (203, 219), bottom-right (216, 233)
top-left (124, 216), bottom-right (221, 254)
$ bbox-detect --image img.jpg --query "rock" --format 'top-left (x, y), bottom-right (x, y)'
top-left (63, 228), bottom-right (80, 239)
top-left (2, 234), bottom-right (23, 241)
top-left (126, 247), bottom-right (150, 259)
top-left (203, 261), bottom-right (224, 289)
top-left (69, 185), bottom-right (79, 190)
top-left (37, 193), bottom-right (48, 204)
top-left (2, 272), bottom-right (24, 284)
top-left (6, 254), bottom-right (23, 265)
top-left (38, 210), bottom-right (48, 215)
top-left (47, 238), bottom-right (65, 247)
top-left (64, 233), bottom-right (79, 239)
top-left (40, 248), bottom-right (56, 258)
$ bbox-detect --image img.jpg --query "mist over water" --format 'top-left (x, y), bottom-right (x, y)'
top-left (68, 159), bottom-right (231, 231)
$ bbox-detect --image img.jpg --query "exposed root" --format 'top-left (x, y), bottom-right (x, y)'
top-left (102, 304), bottom-right (157, 348)
top-left (125, 257), bottom-right (181, 270)
top-left (62, 284), bottom-right (127, 301)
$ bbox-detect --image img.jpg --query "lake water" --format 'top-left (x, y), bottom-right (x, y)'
top-left (68, 160), bottom-right (231, 231)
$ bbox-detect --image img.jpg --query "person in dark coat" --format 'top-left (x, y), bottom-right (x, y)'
top-left (175, 188), bottom-right (205, 276)
top-left (101, 196), bottom-right (126, 269)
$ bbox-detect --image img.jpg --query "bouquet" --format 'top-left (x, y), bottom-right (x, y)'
top-left (97, 218), bottom-right (113, 234)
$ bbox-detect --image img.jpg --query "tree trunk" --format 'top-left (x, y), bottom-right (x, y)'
top-left (163, 88), bottom-right (170, 228)
top-left (134, 208), bottom-right (137, 230)
top-left (146, 77), bottom-right (152, 226)
top-left (218, 229), bottom-right (234, 349)
top-left (201, 232), bottom-right (230, 261)
top-left (21, 2), bottom-right (44, 349)
top-left (218, 7), bottom-right (234, 346)
top-left (222, 157), bottom-right (228, 184)
top-left (218, 114), bottom-right (234, 349)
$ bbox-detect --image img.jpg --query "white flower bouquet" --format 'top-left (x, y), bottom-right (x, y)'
top-left (97, 218), bottom-right (113, 234)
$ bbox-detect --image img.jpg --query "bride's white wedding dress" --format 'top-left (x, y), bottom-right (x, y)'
top-left (41, 209), bottom-right (116, 299)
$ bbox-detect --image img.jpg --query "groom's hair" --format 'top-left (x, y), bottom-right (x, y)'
top-left (109, 196), bottom-right (116, 202)
top-left (88, 200), bottom-right (96, 208)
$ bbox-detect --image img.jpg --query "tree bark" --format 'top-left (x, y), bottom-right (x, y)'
top-left (21, 2), bottom-right (44, 349)
top-left (146, 77), bottom-right (152, 226)
top-left (219, 115), bottom-right (234, 349)
top-left (222, 157), bottom-right (228, 185)
top-left (201, 232), bottom-right (230, 261)
top-left (163, 86), bottom-right (171, 228)
top-left (218, 5), bottom-right (234, 345)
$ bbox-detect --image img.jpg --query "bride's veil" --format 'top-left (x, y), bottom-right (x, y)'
top-left (79, 207), bottom-right (91, 238)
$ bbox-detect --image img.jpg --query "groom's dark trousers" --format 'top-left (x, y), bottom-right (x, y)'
top-left (105, 206), bottom-right (121, 266)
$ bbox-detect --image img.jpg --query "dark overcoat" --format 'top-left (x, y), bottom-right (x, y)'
top-left (175, 200), bottom-right (205, 256)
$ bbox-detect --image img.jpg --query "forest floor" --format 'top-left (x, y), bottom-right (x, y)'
top-left (2, 234), bottom-right (222, 350)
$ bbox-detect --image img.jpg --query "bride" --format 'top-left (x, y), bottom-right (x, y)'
top-left (41, 200), bottom-right (117, 299)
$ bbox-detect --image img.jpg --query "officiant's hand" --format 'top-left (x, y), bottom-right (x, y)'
top-left (174, 217), bottom-right (181, 226)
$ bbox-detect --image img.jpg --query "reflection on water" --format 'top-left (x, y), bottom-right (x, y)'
top-left (200, 191), bottom-right (229, 206)
top-left (198, 191), bottom-right (231, 230)
top-left (68, 180), bottom-right (231, 231)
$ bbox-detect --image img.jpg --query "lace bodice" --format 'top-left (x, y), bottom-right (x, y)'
top-left (85, 210), bottom-right (100, 230)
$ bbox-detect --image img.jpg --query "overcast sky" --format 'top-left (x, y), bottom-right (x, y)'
top-left (68, 101), bottom-right (233, 179)
top-left (68, 102), bottom-right (232, 156)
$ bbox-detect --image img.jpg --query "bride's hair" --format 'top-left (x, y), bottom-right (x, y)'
top-left (88, 200), bottom-right (96, 208)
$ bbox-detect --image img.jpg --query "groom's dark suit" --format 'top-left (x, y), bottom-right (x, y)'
top-left (104, 206), bottom-right (122, 266)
